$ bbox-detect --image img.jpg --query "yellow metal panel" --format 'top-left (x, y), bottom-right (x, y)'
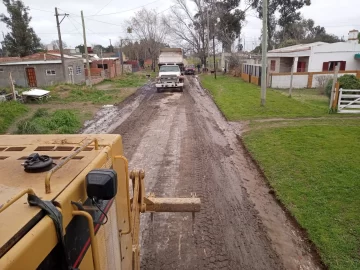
top-left (113, 156), bottom-right (132, 270)
top-left (0, 134), bottom-right (124, 269)
top-left (0, 216), bottom-right (58, 270)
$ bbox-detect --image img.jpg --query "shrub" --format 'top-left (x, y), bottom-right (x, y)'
top-left (325, 74), bottom-right (360, 98)
top-left (315, 75), bottom-right (331, 94)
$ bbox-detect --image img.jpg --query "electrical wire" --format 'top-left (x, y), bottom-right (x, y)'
top-left (92, 0), bottom-right (114, 16)
top-left (86, 0), bottom-right (162, 17)
top-left (67, 16), bottom-right (82, 35)
top-left (92, 197), bottom-right (108, 225)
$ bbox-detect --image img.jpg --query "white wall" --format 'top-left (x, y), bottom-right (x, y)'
top-left (271, 74), bottom-right (309, 89)
top-left (308, 42), bottom-right (360, 72)
top-left (311, 73), bottom-right (357, 88)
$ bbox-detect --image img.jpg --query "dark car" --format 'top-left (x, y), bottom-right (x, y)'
top-left (184, 65), bottom-right (195, 75)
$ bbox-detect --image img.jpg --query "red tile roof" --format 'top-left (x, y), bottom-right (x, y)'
top-left (0, 57), bottom-right (21, 63)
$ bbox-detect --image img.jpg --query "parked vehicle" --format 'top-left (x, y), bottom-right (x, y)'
top-left (158, 48), bottom-right (184, 72)
top-left (155, 65), bottom-right (184, 92)
top-left (185, 65), bottom-right (195, 75)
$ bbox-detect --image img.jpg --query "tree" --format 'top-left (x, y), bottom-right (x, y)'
top-left (250, 0), bottom-right (311, 49)
top-left (0, 0), bottom-right (41, 57)
top-left (92, 44), bottom-right (105, 55)
top-left (163, 0), bottom-right (208, 65)
top-left (274, 18), bottom-right (342, 47)
top-left (201, 0), bottom-right (245, 53)
top-left (51, 40), bottom-right (68, 50)
top-left (76, 44), bottom-right (85, 54)
top-left (127, 8), bottom-right (169, 70)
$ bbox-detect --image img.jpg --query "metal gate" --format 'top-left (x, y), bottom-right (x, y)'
top-left (337, 88), bottom-right (360, 113)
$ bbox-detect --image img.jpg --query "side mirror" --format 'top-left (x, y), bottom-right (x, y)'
top-left (86, 169), bottom-right (118, 200)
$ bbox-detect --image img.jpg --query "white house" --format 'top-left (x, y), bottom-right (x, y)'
top-left (268, 30), bottom-right (360, 73)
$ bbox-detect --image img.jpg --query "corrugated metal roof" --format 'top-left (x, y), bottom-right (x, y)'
top-left (0, 60), bottom-right (62, 66)
top-left (48, 53), bottom-right (80, 59)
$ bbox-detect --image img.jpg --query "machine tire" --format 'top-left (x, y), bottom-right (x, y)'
top-left (156, 87), bottom-right (161, 93)
top-left (179, 86), bottom-right (183, 92)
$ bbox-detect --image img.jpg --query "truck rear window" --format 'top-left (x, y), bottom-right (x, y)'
top-left (160, 66), bottom-right (180, 72)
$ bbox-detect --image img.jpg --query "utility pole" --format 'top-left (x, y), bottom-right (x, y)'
top-left (101, 48), bottom-right (105, 77)
top-left (207, 8), bottom-right (210, 70)
top-left (120, 39), bottom-right (124, 75)
top-left (260, 0), bottom-right (268, 106)
top-left (81, 10), bottom-right (92, 87)
top-left (213, 35), bottom-right (216, 79)
top-left (55, 7), bottom-right (68, 81)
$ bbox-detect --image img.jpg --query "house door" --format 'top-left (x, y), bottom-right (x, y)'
top-left (68, 66), bottom-right (74, 84)
top-left (25, 67), bottom-right (37, 87)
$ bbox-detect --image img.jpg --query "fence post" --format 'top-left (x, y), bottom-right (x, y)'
top-left (289, 64), bottom-right (294, 97)
top-left (337, 88), bottom-right (343, 113)
top-left (329, 64), bottom-right (340, 110)
top-left (9, 72), bottom-right (16, 101)
top-left (332, 82), bottom-right (340, 110)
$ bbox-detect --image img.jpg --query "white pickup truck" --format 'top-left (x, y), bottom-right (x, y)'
top-left (155, 65), bottom-right (184, 92)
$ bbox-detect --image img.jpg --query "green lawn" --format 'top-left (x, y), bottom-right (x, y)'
top-left (0, 102), bottom-right (28, 134)
top-left (46, 75), bottom-right (146, 105)
top-left (201, 75), bottom-right (329, 120)
top-left (243, 120), bottom-right (360, 270)
top-left (16, 108), bottom-right (82, 134)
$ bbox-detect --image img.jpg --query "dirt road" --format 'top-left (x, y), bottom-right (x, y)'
top-left (86, 76), bottom-right (321, 269)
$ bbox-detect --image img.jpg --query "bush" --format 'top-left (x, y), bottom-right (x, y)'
top-left (325, 74), bottom-right (360, 98)
top-left (315, 75), bottom-right (331, 94)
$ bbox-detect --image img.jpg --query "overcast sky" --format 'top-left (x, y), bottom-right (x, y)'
top-left (0, 0), bottom-right (359, 50)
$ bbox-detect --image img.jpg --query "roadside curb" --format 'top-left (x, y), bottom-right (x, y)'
top-left (236, 134), bottom-right (327, 270)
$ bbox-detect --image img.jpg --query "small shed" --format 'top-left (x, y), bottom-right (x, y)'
top-left (0, 59), bottom-right (85, 88)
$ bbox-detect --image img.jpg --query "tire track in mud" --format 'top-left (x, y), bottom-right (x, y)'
top-left (109, 76), bottom-right (321, 270)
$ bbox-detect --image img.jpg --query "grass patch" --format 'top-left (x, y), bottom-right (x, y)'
top-left (201, 75), bottom-right (328, 120)
top-left (45, 73), bottom-right (147, 105)
top-left (96, 72), bottom-right (150, 89)
top-left (243, 119), bottom-right (360, 270)
top-left (0, 102), bottom-right (28, 134)
top-left (274, 88), bottom-right (329, 108)
top-left (16, 108), bottom-right (81, 134)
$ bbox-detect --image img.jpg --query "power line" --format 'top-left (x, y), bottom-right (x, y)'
top-left (67, 16), bottom-right (82, 35)
top-left (92, 0), bottom-right (114, 16)
top-left (157, 6), bottom-right (173, 14)
top-left (30, 7), bottom-right (54, 13)
top-left (87, 0), bottom-right (162, 17)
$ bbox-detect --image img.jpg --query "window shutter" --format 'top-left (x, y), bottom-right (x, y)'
top-left (322, 62), bottom-right (329, 71)
top-left (340, 61), bottom-right (346, 71)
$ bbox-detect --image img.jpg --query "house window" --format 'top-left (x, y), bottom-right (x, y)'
top-left (297, 62), bottom-right (306, 72)
top-left (270, 60), bottom-right (276, 71)
top-left (46, 70), bottom-right (56, 75)
top-left (97, 64), bottom-right (108, 69)
top-left (322, 61), bottom-right (346, 71)
top-left (76, 66), bottom-right (81, 75)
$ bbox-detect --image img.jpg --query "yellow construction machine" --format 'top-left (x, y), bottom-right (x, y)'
top-left (0, 134), bottom-right (200, 270)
